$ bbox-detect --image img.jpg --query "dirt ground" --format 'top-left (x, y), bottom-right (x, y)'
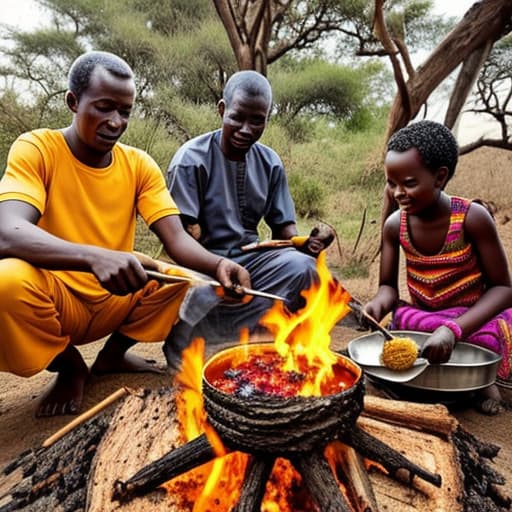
top-left (0, 147), bottom-right (511, 500)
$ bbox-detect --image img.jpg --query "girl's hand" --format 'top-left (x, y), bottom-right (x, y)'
top-left (363, 301), bottom-right (386, 324)
top-left (420, 326), bottom-right (456, 363)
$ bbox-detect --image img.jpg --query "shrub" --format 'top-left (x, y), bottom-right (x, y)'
top-left (288, 173), bottom-right (326, 218)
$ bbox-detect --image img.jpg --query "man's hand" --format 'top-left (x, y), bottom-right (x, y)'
top-left (420, 326), bottom-right (456, 364)
top-left (89, 249), bottom-right (148, 295)
top-left (215, 258), bottom-right (252, 303)
top-left (296, 224), bottom-right (335, 257)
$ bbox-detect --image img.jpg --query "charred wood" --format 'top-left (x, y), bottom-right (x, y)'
top-left (291, 450), bottom-right (353, 512)
top-left (344, 425), bottom-right (442, 488)
top-left (0, 412), bottom-right (111, 512)
top-left (112, 433), bottom-right (216, 503)
top-left (453, 426), bottom-right (511, 512)
top-left (233, 456), bottom-right (275, 512)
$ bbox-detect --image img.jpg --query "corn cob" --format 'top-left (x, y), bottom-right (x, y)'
top-left (381, 337), bottom-right (419, 371)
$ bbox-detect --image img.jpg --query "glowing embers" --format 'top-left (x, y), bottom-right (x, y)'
top-left (209, 346), bottom-right (358, 399)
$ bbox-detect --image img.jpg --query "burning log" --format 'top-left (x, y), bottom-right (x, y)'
top-left (113, 433), bottom-right (216, 502)
top-left (344, 425), bottom-right (442, 488)
top-left (331, 442), bottom-right (380, 512)
top-left (232, 456), bottom-right (275, 512)
top-left (291, 450), bottom-right (353, 512)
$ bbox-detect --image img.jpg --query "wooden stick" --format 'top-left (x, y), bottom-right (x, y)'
top-left (146, 269), bottom-right (286, 302)
top-left (348, 300), bottom-right (394, 340)
top-left (332, 442), bottom-right (380, 512)
top-left (241, 239), bottom-right (295, 251)
top-left (362, 396), bottom-right (458, 438)
top-left (42, 387), bottom-right (131, 448)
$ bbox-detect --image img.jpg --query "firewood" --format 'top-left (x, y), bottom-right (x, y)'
top-left (362, 395), bottom-right (458, 438)
top-left (344, 425), bottom-right (442, 488)
top-left (233, 456), bottom-right (275, 512)
top-left (291, 451), bottom-right (353, 512)
top-left (112, 432), bottom-right (216, 503)
top-left (41, 387), bottom-right (131, 448)
top-left (331, 442), bottom-right (380, 512)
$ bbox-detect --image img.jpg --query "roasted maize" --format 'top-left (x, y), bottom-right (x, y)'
top-left (381, 337), bottom-right (419, 371)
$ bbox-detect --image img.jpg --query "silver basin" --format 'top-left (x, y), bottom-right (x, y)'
top-left (347, 330), bottom-right (502, 392)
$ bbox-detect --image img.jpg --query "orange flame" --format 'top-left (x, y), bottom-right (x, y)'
top-left (259, 251), bottom-right (352, 395)
top-left (167, 251), bottom-right (355, 510)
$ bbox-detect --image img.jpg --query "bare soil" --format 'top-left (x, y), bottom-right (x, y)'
top-left (0, 147), bottom-right (511, 501)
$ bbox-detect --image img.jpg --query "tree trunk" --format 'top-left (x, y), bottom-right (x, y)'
top-left (385, 0), bottom-right (512, 140)
top-left (444, 41), bottom-right (493, 129)
top-left (212, 0), bottom-right (272, 75)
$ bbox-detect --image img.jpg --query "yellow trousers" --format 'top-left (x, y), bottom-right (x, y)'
top-left (0, 258), bottom-right (189, 377)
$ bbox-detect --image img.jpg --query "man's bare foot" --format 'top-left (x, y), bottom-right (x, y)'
top-left (90, 331), bottom-right (164, 375)
top-left (91, 351), bottom-right (164, 375)
top-left (36, 345), bottom-right (89, 417)
top-left (37, 371), bottom-right (88, 417)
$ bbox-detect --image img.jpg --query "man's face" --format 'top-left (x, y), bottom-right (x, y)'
top-left (69, 66), bottom-right (135, 158)
top-left (218, 89), bottom-right (269, 160)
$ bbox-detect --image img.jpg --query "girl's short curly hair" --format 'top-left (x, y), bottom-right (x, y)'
top-left (387, 120), bottom-right (459, 180)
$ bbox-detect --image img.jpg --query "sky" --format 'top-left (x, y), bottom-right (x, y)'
top-left (1, 0), bottom-right (479, 31)
top-left (0, 0), bottom-right (490, 141)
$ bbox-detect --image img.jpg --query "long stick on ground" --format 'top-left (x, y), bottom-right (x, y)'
top-left (42, 387), bottom-right (132, 448)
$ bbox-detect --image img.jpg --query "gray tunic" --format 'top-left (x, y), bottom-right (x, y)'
top-left (166, 129), bottom-right (317, 347)
top-left (167, 130), bottom-right (296, 257)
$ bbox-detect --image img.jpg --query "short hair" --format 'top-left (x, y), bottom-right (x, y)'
top-left (223, 70), bottom-right (272, 111)
top-left (67, 51), bottom-right (134, 100)
top-left (387, 120), bottom-right (459, 180)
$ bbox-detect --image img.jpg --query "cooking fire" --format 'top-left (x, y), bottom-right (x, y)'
top-left (113, 254), bottom-right (442, 511)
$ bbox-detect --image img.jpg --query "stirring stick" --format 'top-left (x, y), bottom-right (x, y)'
top-left (348, 300), bottom-right (395, 341)
top-left (145, 269), bottom-right (286, 302)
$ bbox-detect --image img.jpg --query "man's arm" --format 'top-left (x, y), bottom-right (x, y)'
top-left (150, 215), bottom-right (251, 290)
top-left (0, 200), bottom-right (149, 295)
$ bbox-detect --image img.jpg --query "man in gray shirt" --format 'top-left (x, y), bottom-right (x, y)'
top-left (164, 70), bottom-right (323, 369)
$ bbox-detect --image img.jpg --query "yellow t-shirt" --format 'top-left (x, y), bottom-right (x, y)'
top-left (0, 128), bottom-right (179, 301)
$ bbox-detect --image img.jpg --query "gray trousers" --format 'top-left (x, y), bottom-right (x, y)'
top-left (164, 248), bottom-right (317, 365)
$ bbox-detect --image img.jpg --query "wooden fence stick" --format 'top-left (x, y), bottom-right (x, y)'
top-left (42, 386), bottom-right (133, 448)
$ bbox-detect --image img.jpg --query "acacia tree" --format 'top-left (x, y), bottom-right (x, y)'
top-left (373, 0), bottom-right (512, 140)
top-left (211, 0), bottom-right (444, 76)
top-left (458, 36), bottom-right (512, 154)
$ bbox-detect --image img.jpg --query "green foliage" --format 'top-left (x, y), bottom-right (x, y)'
top-left (0, 0), bottom-right (449, 277)
top-left (149, 91), bottom-right (219, 142)
top-left (288, 173), bottom-right (326, 218)
top-left (270, 59), bottom-right (367, 121)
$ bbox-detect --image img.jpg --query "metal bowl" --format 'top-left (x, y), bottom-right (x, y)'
top-left (347, 330), bottom-right (502, 392)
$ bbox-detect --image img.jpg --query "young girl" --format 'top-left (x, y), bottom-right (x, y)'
top-left (364, 120), bottom-right (512, 414)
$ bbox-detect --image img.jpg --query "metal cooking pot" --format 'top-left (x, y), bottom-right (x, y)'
top-left (347, 330), bottom-right (502, 392)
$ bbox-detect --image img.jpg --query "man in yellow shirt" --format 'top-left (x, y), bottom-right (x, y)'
top-left (0, 51), bottom-right (250, 417)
